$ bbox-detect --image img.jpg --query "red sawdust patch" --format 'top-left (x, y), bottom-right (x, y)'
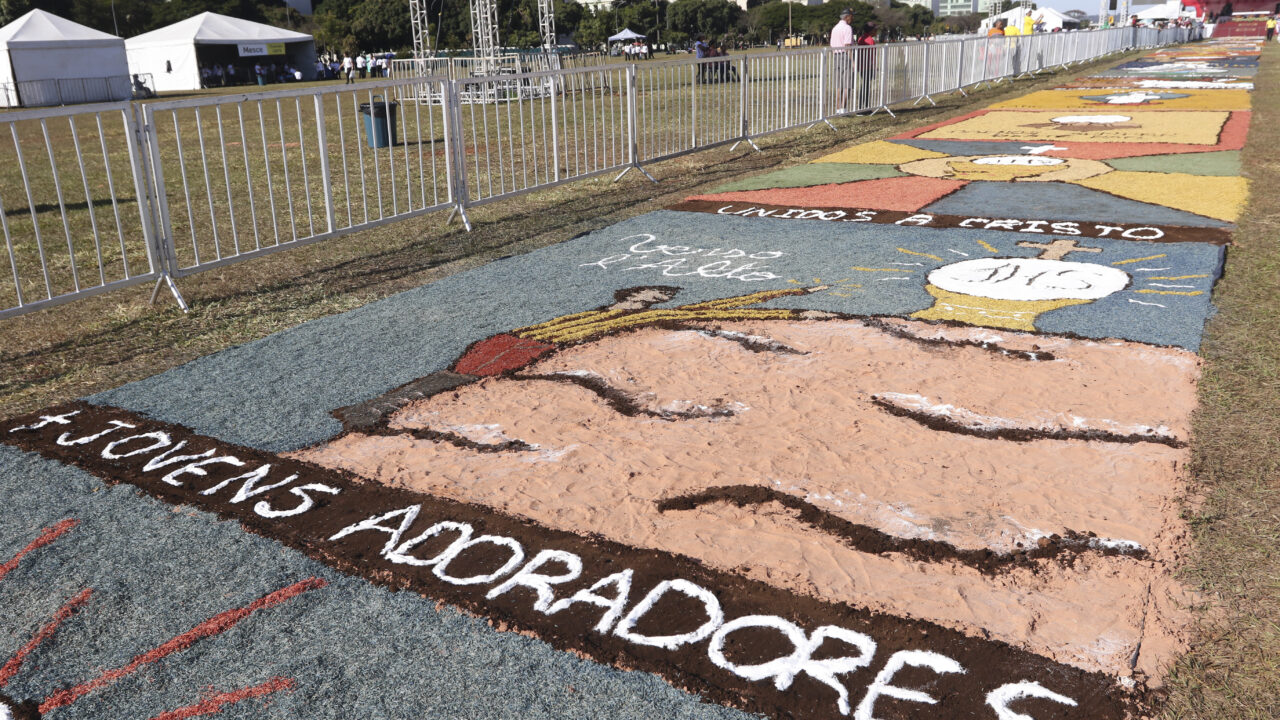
top-left (144, 677), bottom-right (295, 720)
top-left (1031, 111), bottom-right (1251, 159)
top-left (452, 334), bottom-right (558, 377)
top-left (688, 175), bottom-right (968, 212)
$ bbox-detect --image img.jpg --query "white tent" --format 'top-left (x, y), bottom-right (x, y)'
top-left (608, 29), bottom-right (646, 42)
top-left (981, 7), bottom-right (1081, 33)
top-left (0, 9), bottom-right (130, 108)
top-left (126, 12), bottom-right (316, 93)
top-left (1134, 1), bottom-right (1187, 20)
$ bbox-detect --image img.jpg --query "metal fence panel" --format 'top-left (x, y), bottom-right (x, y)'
top-left (0, 27), bottom-right (1199, 319)
top-left (142, 77), bottom-right (455, 277)
top-left (0, 101), bottom-right (159, 319)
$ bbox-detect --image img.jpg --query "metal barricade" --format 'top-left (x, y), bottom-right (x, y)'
top-left (451, 65), bottom-right (632, 219)
top-left (141, 77), bottom-right (455, 278)
top-left (0, 28), bottom-right (1200, 320)
top-left (0, 102), bottom-right (162, 319)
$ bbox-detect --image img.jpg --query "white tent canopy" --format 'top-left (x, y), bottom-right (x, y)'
top-left (608, 29), bottom-right (646, 42)
top-left (0, 9), bottom-right (131, 107)
top-left (981, 6), bottom-right (1081, 33)
top-left (1134, 1), bottom-right (1187, 20)
top-left (126, 12), bottom-right (316, 92)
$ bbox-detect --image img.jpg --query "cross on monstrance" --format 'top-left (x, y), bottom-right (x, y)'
top-left (1015, 238), bottom-right (1102, 261)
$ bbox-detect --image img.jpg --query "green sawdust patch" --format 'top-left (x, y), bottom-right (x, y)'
top-left (709, 162), bottom-right (904, 193)
top-left (1106, 150), bottom-right (1242, 176)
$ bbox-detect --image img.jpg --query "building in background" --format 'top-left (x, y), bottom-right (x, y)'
top-left (936, 0), bottom-right (980, 16)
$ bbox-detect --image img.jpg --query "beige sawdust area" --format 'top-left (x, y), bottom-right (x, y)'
top-left (293, 318), bottom-right (1201, 683)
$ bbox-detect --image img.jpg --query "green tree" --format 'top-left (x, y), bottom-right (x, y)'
top-left (667, 0), bottom-right (742, 40)
top-left (1, 0), bottom-right (32, 26)
top-left (349, 0), bottom-right (413, 51)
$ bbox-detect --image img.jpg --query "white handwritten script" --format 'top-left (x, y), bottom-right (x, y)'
top-left (581, 234), bottom-right (785, 282)
top-left (692, 203), bottom-right (1174, 241)
top-left (7, 410), bottom-right (1089, 719)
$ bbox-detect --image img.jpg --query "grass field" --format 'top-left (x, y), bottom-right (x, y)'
top-left (1155, 41), bottom-right (1280, 720)
top-left (2, 45), bottom-right (1278, 718)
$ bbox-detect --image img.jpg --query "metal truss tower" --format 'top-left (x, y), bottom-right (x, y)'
top-left (538, 0), bottom-right (557, 52)
top-left (410, 0), bottom-right (430, 60)
top-left (470, 0), bottom-right (501, 73)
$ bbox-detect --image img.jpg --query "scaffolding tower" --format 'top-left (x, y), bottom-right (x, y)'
top-left (410, 0), bottom-right (431, 59)
top-left (470, 0), bottom-right (501, 74)
top-left (1098, 0), bottom-right (1131, 26)
top-left (538, 0), bottom-right (557, 51)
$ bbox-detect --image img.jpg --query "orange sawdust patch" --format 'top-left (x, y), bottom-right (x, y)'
top-left (917, 109), bottom-right (1231, 146)
top-left (811, 140), bottom-right (948, 165)
top-left (688, 175), bottom-right (968, 212)
top-left (1075, 171), bottom-right (1249, 223)
top-left (976, 111), bottom-right (1252, 160)
top-left (987, 88), bottom-right (1252, 112)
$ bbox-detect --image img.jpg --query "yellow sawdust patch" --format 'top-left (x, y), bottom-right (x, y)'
top-left (812, 140), bottom-right (947, 165)
top-left (920, 110), bottom-right (1231, 146)
top-left (1075, 171), bottom-right (1248, 222)
top-left (911, 287), bottom-right (1091, 331)
top-left (988, 89), bottom-right (1252, 112)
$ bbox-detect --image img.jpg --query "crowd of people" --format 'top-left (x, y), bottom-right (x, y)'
top-left (829, 9), bottom-right (877, 113)
top-left (196, 62), bottom-right (288, 87)
top-left (692, 35), bottom-right (741, 82)
top-left (322, 52), bottom-right (396, 83)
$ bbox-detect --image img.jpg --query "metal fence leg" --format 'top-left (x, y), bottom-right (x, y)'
top-left (149, 273), bottom-right (189, 311)
top-left (128, 103), bottom-right (188, 312)
top-left (443, 80), bottom-right (472, 232)
top-left (617, 64), bottom-right (658, 182)
top-left (731, 57), bottom-right (762, 151)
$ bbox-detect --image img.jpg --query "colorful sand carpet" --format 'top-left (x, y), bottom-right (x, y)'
top-left (0, 39), bottom-right (1260, 720)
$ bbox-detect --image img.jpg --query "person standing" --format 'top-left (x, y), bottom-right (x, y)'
top-left (830, 8), bottom-right (855, 114)
top-left (1267, 15), bottom-right (1276, 40)
top-left (694, 34), bottom-right (710, 83)
top-left (254, 62), bottom-right (265, 86)
top-left (342, 53), bottom-right (354, 84)
top-left (855, 22), bottom-right (877, 111)
top-left (356, 53), bottom-right (366, 79)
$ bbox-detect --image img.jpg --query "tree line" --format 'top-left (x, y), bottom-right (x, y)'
top-left (2, 0), bottom-right (969, 57)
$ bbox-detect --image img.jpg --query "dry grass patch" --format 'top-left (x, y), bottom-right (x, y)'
top-left (1157, 43), bottom-right (1280, 720)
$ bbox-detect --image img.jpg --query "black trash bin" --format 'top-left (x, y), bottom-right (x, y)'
top-left (359, 95), bottom-right (398, 148)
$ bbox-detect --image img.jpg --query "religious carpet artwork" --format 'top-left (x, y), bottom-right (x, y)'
top-left (0, 39), bottom-right (1259, 720)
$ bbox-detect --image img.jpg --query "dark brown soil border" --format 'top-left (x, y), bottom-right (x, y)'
top-left (657, 484), bottom-right (1148, 575)
top-left (671, 199), bottom-right (1233, 245)
top-left (2, 401), bottom-right (1140, 720)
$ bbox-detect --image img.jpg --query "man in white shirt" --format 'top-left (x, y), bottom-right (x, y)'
top-left (342, 54), bottom-right (354, 84)
top-left (831, 9), bottom-right (856, 113)
top-left (356, 53), bottom-right (366, 79)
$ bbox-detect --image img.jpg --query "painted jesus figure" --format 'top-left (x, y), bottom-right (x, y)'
top-left (291, 285), bottom-right (1201, 687)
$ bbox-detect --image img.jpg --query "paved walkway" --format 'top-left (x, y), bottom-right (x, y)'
top-left (0, 39), bottom-right (1260, 720)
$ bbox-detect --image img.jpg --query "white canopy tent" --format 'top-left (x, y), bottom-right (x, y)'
top-left (0, 9), bottom-right (131, 107)
top-left (1133, 1), bottom-right (1190, 20)
top-left (980, 7), bottom-right (1081, 33)
top-left (126, 12), bottom-right (316, 92)
top-left (607, 29), bottom-right (646, 42)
